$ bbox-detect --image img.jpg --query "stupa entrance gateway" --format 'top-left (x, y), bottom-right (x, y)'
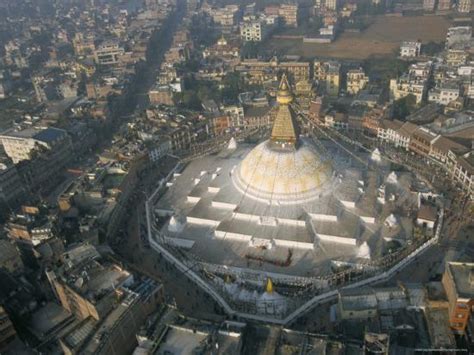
top-left (146, 75), bottom-right (440, 323)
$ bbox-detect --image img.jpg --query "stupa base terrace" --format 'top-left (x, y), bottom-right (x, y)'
top-left (145, 137), bottom-right (443, 324)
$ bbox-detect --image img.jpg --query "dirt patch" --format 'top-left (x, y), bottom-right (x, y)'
top-left (265, 15), bottom-right (451, 60)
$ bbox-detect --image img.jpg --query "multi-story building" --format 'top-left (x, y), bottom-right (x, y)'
top-left (389, 74), bottom-right (427, 104)
top-left (446, 150), bottom-right (474, 197)
top-left (314, 60), bottom-right (341, 96)
top-left (324, 0), bottom-right (339, 11)
top-left (442, 262), bottom-right (474, 334)
top-left (325, 62), bottom-right (341, 96)
top-left (72, 33), bottom-right (96, 57)
top-left (211, 5), bottom-right (239, 28)
top-left (376, 119), bottom-right (405, 148)
top-left (47, 249), bottom-right (134, 321)
top-left (457, 0), bottom-right (473, 12)
top-left (235, 57), bottom-right (310, 84)
top-left (445, 49), bottom-right (468, 66)
top-left (94, 42), bottom-right (125, 66)
top-left (279, 4), bottom-right (299, 27)
top-left (400, 41), bottom-right (421, 58)
top-left (423, 0), bottom-right (436, 11)
top-left (0, 239), bottom-right (24, 274)
top-left (0, 306), bottom-right (16, 352)
top-left (429, 135), bottom-right (468, 163)
top-left (0, 160), bottom-right (26, 212)
top-left (280, 61), bottom-right (311, 82)
top-left (31, 75), bottom-right (48, 103)
top-left (428, 82), bottom-right (461, 105)
top-left (0, 127), bottom-right (72, 164)
top-left (438, 0), bottom-right (452, 10)
top-left (240, 17), bottom-right (270, 42)
top-left (346, 68), bottom-right (369, 95)
top-left (409, 127), bottom-right (438, 157)
top-left (6, 205), bottom-right (60, 268)
top-left (149, 139), bottom-right (172, 162)
top-left (48, 244), bottom-right (164, 355)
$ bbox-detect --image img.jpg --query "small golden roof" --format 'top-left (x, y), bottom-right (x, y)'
top-left (265, 278), bottom-right (274, 293)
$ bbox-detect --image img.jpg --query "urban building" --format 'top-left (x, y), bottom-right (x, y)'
top-left (0, 239), bottom-right (24, 274)
top-left (428, 82), bottom-right (461, 105)
top-left (423, 0), bottom-right (436, 11)
top-left (457, 0), bottom-right (473, 12)
top-left (148, 85), bottom-right (174, 106)
top-left (400, 41), bottom-right (421, 58)
top-left (0, 127), bottom-right (72, 164)
top-left (94, 42), bottom-right (125, 66)
top-left (389, 75), bottom-right (427, 104)
top-left (437, 0), bottom-right (452, 10)
top-left (346, 68), bottom-right (369, 95)
top-left (0, 306), bottom-right (16, 352)
top-left (236, 57), bottom-right (310, 85)
top-left (446, 150), bottom-right (473, 197)
top-left (47, 245), bottom-right (164, 355)
top-left (279, 4), bottom-right (299, 28)
top-left (240, 17), bottom-right (271, 42)
top-left (210, 5), bottom-right (239, 29)
top-left (0, 160), bottom-right (27, 212)
top-left (314, 60), bottom-right (341, 96)
top-left (442, 262), bottom-right (474, 334)
top-left (46, 247), bottom-right (134, 321)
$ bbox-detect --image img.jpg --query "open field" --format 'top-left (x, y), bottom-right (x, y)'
top-left (265, 15), bottom-right (451, 60)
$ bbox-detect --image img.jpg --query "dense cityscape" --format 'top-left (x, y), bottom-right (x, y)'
top-left (0, 0), bottom-right (472, 354)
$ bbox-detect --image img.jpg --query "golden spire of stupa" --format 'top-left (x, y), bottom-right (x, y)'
top-left (276, 73), bottom-right (293, 105)
top-left (270, 74), bottom-right (298, 149)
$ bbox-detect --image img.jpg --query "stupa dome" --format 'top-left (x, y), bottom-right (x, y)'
top-left (232, 140), bottom-right (332, 204)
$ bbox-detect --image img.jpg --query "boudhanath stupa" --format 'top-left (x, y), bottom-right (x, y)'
top-left (147, 75), bottom-right (435, 322)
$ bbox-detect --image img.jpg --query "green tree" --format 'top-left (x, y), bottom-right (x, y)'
top-left (422, 41), bottom-right (444, 57)
top-left (392, 94), bottom-right (417, 120)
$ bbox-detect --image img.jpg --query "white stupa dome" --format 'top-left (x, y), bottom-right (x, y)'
top-left (232, 140), bottom-right (333, 204)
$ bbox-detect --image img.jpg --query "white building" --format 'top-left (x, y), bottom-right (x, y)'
top-left (389, 62), bottom-right (432, 104)
top-left (447, 150), bottom-right (473, 198)
top-left (376, 119), bottom-right (406, 148)
top-left (389, 75), bottom-right (427, 104)
top-left (346, 68), bottom-right (369, 95)
top-left (211, 5), bottom-right (239, 27)
top-left (240, 17), bottom-right (270, 42)
top-left (457, 0), bottom-right (473, 13)
top-left (325, 0), bottom-right (338, 11)
top-left (400, 41), bottom-right (421, 58)
top-left (0, 127), bottom-right (71, 164)
top-left (428, 82), bottom-right (460, 105)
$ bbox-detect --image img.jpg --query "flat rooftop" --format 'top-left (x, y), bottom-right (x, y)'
top-left (447, 262), bottom-right (474, 299)
top-left (156, 326), bottom-right (209, 355)
top-left (61, 259), bottom-right (131, 303)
